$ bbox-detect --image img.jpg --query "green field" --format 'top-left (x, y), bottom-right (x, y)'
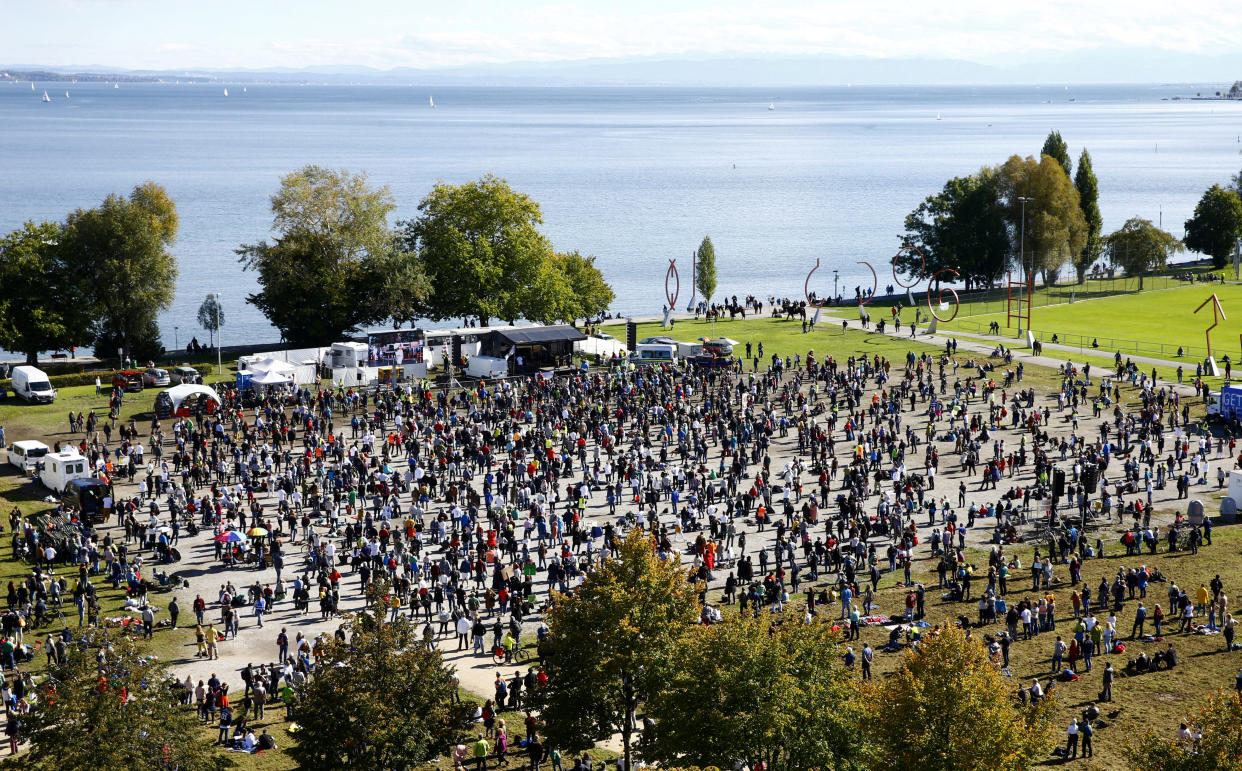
top-left (934, 283), bottom-right (1242, 363)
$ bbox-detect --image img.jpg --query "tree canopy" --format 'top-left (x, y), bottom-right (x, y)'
top-left (899, 172), bottom-right (1009, 288)
top-left (1184, 183), bottom-right (1242, 269)
top-left (239, 166), bottom-right (429, 345)
top-left (20, 630), bottom-right (233, 771)
top-left (60, 182), bottom-right (179, 361)
top-left (197, 294), bottom-right (224, 347)
top-left (1127, 690), bottom-right (1242, 771)
top-left (0, 220), bottom-right (96, 364)
top-left (646, 613), bottom-right (865, 771)
top-left (861, 625), bottom-right (1055, 771)
top-left (401, 175), bottom-right (610, 325)
top-left (1041, 130), bottom-right (1072, 177)
top-left (1103, 217), bottom-right (1184, 289)
top-left (288, 583), bottom-right (471, 769)
top-left (1073, 148), bottom-right (1103, 282)
top-left (533, 528), bottom-right (700, 770)
top-left (994, 154), bottom-right (1088, 285)
top-left (695, 236), bottom-right (717, 307)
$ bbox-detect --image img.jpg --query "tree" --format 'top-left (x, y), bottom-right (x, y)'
top-left (402, 175), bottom-right (566, 326)
top-left (238, 166), bottom-right (428, 345)
top-left (1127, 690), bottom-right (1242, 770)
top-left (1073, 149), bottom-right (1103, 283)
top-left (899, 173), bottom-right (1010, 289)
top-left (1041, 130), bottom-right (1072, 177)
top-left (197, 294), bottom-right (224, 348)
top-left (19, 629), bottom-right (233, 770)
top-left (646, 613), bottom-right (866, 771)
top-left (994, 154), bottom-right (1088, 285)
top-left (1104, 217), bottom-right (1184, 289)
top-left (0, 221), bottom-right (95, 363)
top-left (289, 582), bottom-right (471, 769)
top-left (548, 250), bottom-right (615, 322)
top-left (533, 529), bottom-right (700, 771)
top-left (60, 182), bottom-right (179, 362)
top-left (1184, 184), bottom-right (1242, 269)
top-left (695, 236), bottom-right (717, 308)
top-left (862, 626), bottom-right (1055, 771)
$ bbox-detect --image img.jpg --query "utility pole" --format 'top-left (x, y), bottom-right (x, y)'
top-left (1017, 196), bottom-right (1033, 334)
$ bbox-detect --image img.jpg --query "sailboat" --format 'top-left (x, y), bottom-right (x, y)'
top-left (114, 83), bottom-right (119, 89)
top-left (30, 82), bottom-right (35, 90)
top-left (65, 91), bottom-right (70, 99)
top-left (243, 87), bottom-right (247, 93)
top-left (768, 102), bottom-right (775, 110)
top-left (223, 88), bottom-right (229, 96)
top-left (429, 95), bottom-right (435, 108)
top-left (936, 112), bottom-right (942, 120)
top-left (41, 90), bottom-right (51, 103)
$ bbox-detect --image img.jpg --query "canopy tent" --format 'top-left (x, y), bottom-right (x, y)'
top-left (250, 369), bottom-right (292, 386)
top-left (155, 384), bottom-right (222, 419)
top-left (243, 357), bottom-right (298, 374)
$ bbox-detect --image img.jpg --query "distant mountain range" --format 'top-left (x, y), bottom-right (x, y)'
top-left (4, 49), bottom-right (1241, 86)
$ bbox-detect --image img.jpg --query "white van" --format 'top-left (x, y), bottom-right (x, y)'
top-left (10, 365), bottom-right (56, 403)
top-left (39, 449), bottom-right (93, 494)
top-left (629, 343), bottom-right (678, 365)
top-left (7, 439), bottom-right (50, 473)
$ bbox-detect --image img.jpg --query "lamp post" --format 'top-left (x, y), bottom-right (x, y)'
top-left (214, 292), bottom-right (222, 377)
top-left (1017, 196), bottom-right (1033, 333)
top-left (174, 326), bottom-right (179, 351)
top-left (833, 270), bottom-right (839, 302)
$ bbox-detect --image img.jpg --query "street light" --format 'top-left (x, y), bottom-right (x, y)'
top-left (833, 270), bottom-right (840, 302)
top-left (174, 326), bottom-right (179, 351)
top-left (214, 292), bottom-right (222, 377)
top-left (1017, 196), bottom-right (1033, 334)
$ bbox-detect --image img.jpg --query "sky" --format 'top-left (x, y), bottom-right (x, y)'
top-left (5, 0), bottom-right (1242, 74)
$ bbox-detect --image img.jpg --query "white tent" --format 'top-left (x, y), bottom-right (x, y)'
top-left (164, 384), bottom-right (223, 411)
top-left (250, 369), bottom-right (292, 386)
top-left (244, 357), bottom-right (297, 374)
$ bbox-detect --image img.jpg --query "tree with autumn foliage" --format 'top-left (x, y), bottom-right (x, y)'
top-left (861, 625), bottom-right (1056, 771)
top-left (646, 612), bottom-right (866, 770)
top-left (1127, 690), bottom-right (1242, 770)
top-left (532, 528), bottom-right (700, 771)
top-left (288, 581), bottom-right (473, 770)
top-left (17, 630), bottom-right (233, 771)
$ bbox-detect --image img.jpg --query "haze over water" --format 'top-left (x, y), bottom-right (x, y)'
top-left (2, 81), bottom-right (1239, 348)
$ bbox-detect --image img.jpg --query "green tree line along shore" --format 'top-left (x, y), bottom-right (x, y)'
top-left (7, 139), bottom-right (1242, 363)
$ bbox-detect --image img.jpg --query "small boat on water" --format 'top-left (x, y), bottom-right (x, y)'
top-left (114, 83), bottom-right (119, 89)
top-left (429, 95), bottom-right (436, 108)
top-left (768, 102), bottom-right (775, 110)
top-left (30, 82), bottom-right (35, 90)
top-left (243, 87), bottom-right (247, 93)
top-left (41, 90), bottom-right (51, 103)
top-left (65, 91), bottom-right (70, 99)
top-left (223, 88), bottom-right (229, 96)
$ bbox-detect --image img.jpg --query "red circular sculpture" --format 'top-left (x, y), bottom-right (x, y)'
top-left (857, 260), bottom-right (878, 307)
top-left (891, 245), bottom-right (926, 290)
top-left (664, 259), bottom-right (680, 310)
top-left (927, 269), bottom-right (962, 322)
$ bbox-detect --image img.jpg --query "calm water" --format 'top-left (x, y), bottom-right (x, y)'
top-left (2, 81), bottom-right (1239, 349)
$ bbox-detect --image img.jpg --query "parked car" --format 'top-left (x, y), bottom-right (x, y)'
top-left (7, 439), bottom-right (50, 473)
top-left (61, 477), bottom-right (111, 522)
top-left (142, 367), bottom-right (171, 387)
top-left (112, 371), bottom-right (145, 393)
top-left (172, 365), bottom-right (201, 384)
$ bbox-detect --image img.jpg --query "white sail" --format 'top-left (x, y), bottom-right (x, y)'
top-left (429, 95), bottom-right (435, 108)
top-left (42, 90), bottom-right (51, 102)
top-left (65, 91), bottom-right (70, 99)
top-left (223, 88), bottom-right (229, 96)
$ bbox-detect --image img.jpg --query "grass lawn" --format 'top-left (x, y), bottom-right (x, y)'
top-left (634, 316), bottom-right (946, 366)
top-left (931, 283), bottom-right (1242, 363)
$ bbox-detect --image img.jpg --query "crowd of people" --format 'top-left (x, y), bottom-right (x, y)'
top-left (2, 315), bottom-right (1236, 765)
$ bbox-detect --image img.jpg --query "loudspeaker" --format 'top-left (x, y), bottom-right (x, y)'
top-left (1052, 468), bottom-right (1066, 498)
top-left (451, 335), bottom-right (462, 366)
top-left (626, 320), bottom-right (637, 350)
top-left (1082, 466), bottom-right (1099, 494)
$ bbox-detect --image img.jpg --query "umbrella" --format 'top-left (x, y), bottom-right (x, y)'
top-left (215, 531), bottom-right (243, 543)
top-left (246, 527), bottom-right (269, 537)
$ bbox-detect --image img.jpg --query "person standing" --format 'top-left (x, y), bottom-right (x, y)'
top-left (1065, 718), bottom-right (1079, 759)
top-left (861, 643), bottom-right (873, 681)
top-left (1080, 718), bottom-right (1094, 758)
top-left (1101, 662), bottom-right (1114, 702)
top-left (168, 596), bottom-right (180, 629)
